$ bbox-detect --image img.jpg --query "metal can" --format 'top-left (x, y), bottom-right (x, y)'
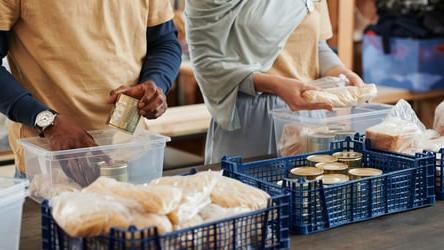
top-left (307, 133), bottom-right (336, 152)
top-left (321, 174), bottom-right (350, 185)
top-left (333, 151), bottom-right (363, 168)
top-left (290, 167), bottom-right (324, 181)
top-left (348, 168), bottom-right (383, 180)
top-left (316, 162), bottom-right (348, 174)
top-left (307, 154), bottom-right (337, 166)
top-left (99, 161), bottom-right (129, 182)
top-left (108, 94), bottom-right (141, 134)
top-left (334, 130), bottom-right (356, 141)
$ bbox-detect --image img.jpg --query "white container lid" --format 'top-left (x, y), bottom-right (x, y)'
top-left (0, 177), bottom-right (28, 206)
top-left (271, 103), bottom-right (393, 124)
top-left (18, 129), bottom-right (171, 160)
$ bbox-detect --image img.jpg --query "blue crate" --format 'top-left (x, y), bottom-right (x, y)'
top-left (222, 138), bottom-right (436, 235)
top-left (361, 136), bottom-right (444, 200)
top-left (362, 34), bottom-right (444, 92)
top-left (41, 173), bottom-right (290, 250)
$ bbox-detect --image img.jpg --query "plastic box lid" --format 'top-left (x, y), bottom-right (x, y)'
top-left (0, 177), bottom-right (28, 204)
top-left (18, 129), bottom-right (171, 159)
top-left (271, 103), bottom-right (393, 124)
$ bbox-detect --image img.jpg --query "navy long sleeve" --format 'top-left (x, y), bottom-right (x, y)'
top-left (0, 31), bottom-right (48, 128)
top-left (0, 21), bottom-right (181, 128)
top-left (140, 20), bottom-right (182, 93)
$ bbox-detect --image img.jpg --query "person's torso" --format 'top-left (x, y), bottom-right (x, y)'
top-left (268, 1), bottom-right (333, 82)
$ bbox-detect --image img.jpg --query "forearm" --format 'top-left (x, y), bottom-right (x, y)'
top-left (0, 31), bottom-right (47, 128)
top-left (140, 20), bottom-right (182, 94)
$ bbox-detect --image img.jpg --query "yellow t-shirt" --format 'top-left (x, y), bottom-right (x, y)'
top-left (268, 1), bottom-right (333, 82)
top-left (0, 0), bottom-right (174, 171)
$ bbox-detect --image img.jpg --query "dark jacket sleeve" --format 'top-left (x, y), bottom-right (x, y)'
top-left (0, 31), bottom-right (48, 128)
top-left (139, 20), bottom-right (182, 94)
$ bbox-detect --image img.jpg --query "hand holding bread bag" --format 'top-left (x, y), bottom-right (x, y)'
top-left (303, 84), bottom-right (378, 107)
top-left (434, 101), bottom-right (444, 136)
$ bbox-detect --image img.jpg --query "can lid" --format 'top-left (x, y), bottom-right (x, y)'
top-left (316, 162), bottom-right (348, 171)
top-left (307, 154), bottom-right (337, 163)
top-left (118, 94), bottom-right (139, 105)
top-left (291, 167), bottom-right (324, 177)
top-left (348, 168), bottom-right (382, 177)
top-left (321, 174), bottom-right (349, 185)
top-left (100, 161), bottom-right (128, 176)
top-left (333, 151), bottom-right (363, 160)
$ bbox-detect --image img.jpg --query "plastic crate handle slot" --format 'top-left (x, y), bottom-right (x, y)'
top-left (221, 156), bottom-right (242, 173)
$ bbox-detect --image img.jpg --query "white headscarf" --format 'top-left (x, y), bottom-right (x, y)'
top-left (185, 0), bottom-right (310, 130)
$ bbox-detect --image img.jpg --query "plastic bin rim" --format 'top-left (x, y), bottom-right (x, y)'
top-left (271, 103), bottom-right (393, 123)
top-left (0, 190), bottom-right (26, 208)
top-left (17, 130), bottom-right (171, 158)
top-left (0, 177), bottom-right (29, 198)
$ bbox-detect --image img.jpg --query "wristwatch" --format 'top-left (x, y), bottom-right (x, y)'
top-left (34, 109), bottom-right (58, 137)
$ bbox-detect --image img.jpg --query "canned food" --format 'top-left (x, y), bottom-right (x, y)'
top-left (307, 133), bottom-right (336, 152)
top-left (321, 174), bottom-right (350, 185)
top-left (334, 130), bottom-right (356, 141)
top-left (348, 168), bottom-right (383, 180)
top-left (108, 94), bottom-right (141, 134)
top-left (99, 161), bottom-right (129, 182)
top-left (290, 167), bottom-right (324, 181)
top-left (316, 162), bottom-right (348, 174)
top-left (307, 154), bottom-right (337, 166)
top-left (333, 151), bottom-right (363, 168)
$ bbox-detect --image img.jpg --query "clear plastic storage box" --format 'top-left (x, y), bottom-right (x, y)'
top-left (19, 129), bottom-right (170, 202)
top-left (272, 104), bottom-right (392, 156)
top-left (0, 177), bottom-right (28, 250)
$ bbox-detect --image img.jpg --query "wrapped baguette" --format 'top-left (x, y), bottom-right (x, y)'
top-left (83, 177), bottom-right (182, 215)
top-left (303, 84), bottom-right (377, 107)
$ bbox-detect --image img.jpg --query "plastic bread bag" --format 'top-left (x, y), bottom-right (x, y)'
top-left (199, 203), bottom-right (252, 222)
top-left (50, 192), bottom-right (140, 237)
top-left (434, 101), bottom-right (444, 136)
top-left (278, 124), bottom-right (330, 156)
top-left (366, 100), bottom-right (425, 154)
top-left (83, 177), bottom-right (182, 215)
top-left (148, 171), bottom-right (219, 225)
top-left (29, 168), bottom-right (81, 199)
top-left (211, 175), bottom-right (270, 210)
top-left (303, 84), bottom-right (378, 107)
top-left (308, 74), bottom-right (348, 89)
top-left (129, 213), bottom-right (173, 235)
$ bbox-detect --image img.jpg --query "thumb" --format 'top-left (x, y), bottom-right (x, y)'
top-left (108, 85), bottom-right (130, 104)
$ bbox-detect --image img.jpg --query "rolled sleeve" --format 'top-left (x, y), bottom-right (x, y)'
top-left (239, 74), bottom-right (261, 96)
top-left (318, 41), bottom-right (343, 76)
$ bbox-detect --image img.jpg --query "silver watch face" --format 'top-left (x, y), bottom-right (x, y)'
top-left (36, 111), bottom-right (56, 128)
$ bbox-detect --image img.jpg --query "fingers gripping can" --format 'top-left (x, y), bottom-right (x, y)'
top-left (108, 94), bottom-right (141, 134)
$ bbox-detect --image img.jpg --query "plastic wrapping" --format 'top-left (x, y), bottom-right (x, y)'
top-left (130, 213), bottom-right (172, 234)
top-left (303, 84), bottom-right (378, 107)
top-left (278, 124), bottom-right (329, 156)
top-left (29, 169), bottom-right (81, 199)
top-left (199, 204), bottom-right (252, 222)
top-left (148, 171), bottom-right (219, 225)
top-left (308, 75), bottom-right (348, 89)
top-left (51, 192), bottom-right (137, 237)
top-left (366, 100), bottom-right (425, 154)
top-left (83, 177), bottom-right (182, 215)
top-left (434, 101), bottom-right (444, 136)
top-left (211, 176), bottom-right (270, 210)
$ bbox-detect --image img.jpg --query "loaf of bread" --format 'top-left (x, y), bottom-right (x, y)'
top-left (365, 118), bottom-right (420, 153)
top-left (278, 124), bottom-right (307, 156)
top-left (149, 171), bottom-right (219, 225)
top-left (51, 192), bottom-right (137, 237)
top-left (434, 101), bottom-right (444, 136)
top-left (83, 177), bottom-right (182, 215)
top-left (199, 203), bottom-right (251, 222)
top-left (29, 169), bottom-right (81, 199)
top-left (303, 84), bottom-right (377, 107)
top-left (130, 213), bottom-right (173, 234)
top-left (211, 176), bottom-right (270, 210)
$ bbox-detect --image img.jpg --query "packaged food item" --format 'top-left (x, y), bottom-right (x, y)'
top-left (321, 174), bottom-right (349, 185)
top-left (83, 177), bottom-right (182, 215)
top-left (348, 168), bottom-right (383, 180)
top-left (29, 169), bottom-right (81, 199)
top-left (316, 162), bottom-right (348, 174)
top-left (173, 214), bottom-right (204, 231)
top-left (108, 94), bottom-right (141, 134)
top-left (366, 100), bottom-right (425, 154)
top-left (307, 132), bottom-right (336, 152)
top-left (149, 171), bottom-right (219, 225)
top-left (278, 125), bottom-right (310, 156)
top-left (303, 84), bottom-right (377, 107)
top-left (51, 192), bottom-right (137, 237)
top-left (98, 161), bottom-right (129, 182)
top-left (199, 204), bottom-right (252, 222)
top-left (434, 101), bottom-right (444, 136)
top-left (306, 154), bottom-right (337, 166)
top-left (290, 167), bottom-right (324, 181)
top-left (332, 151), bottom-right (363, 168)
top-left (130, 213), bottom-right (173, 234)
top-left (210, 176), bottom-right (270, 210)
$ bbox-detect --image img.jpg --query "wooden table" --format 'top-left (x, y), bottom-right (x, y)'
top-left (20, 163), bottom-right (444, 250)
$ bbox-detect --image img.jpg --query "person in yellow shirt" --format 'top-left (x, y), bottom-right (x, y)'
top-left (0, 1), bottom-right (181, 175)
